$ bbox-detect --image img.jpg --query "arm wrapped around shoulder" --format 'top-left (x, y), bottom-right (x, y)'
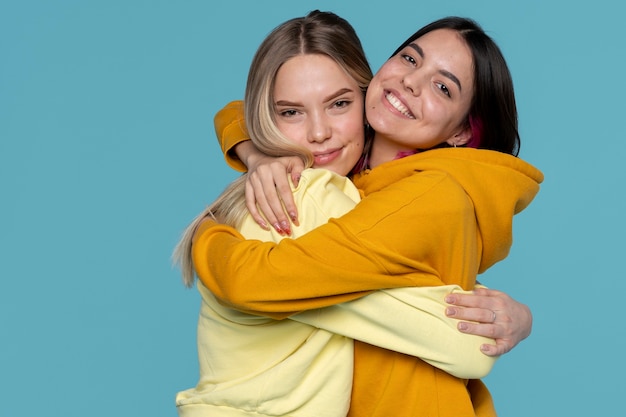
top-left (214, 100), bottom-right (249, 172)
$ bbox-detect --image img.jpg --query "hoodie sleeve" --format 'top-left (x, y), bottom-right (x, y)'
top-left (214, 100), bottom-right (249, 172)
top-left (292, 285), bottom-right (497, 379)
top-left (193, 170), bottom-right (478, 318)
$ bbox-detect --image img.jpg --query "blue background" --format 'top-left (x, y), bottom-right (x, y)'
top-left (2, 0), bottom-right (624, 415)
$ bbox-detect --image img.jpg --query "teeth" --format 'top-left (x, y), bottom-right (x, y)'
top-left (386, 93), bottom-right (415, 119)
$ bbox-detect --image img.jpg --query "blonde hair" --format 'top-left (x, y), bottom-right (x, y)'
top-left (173, 10), bottom-right (373, 286)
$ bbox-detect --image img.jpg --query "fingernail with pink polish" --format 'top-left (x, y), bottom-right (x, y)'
top-left (280, 221), bottom-right (291, 235)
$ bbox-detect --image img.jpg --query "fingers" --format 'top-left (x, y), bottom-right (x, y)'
top-left (245, 158), bottom-right (308, 235)
top-left (446, 287), bottom-right (533, 357)
top-left (244, 181), bottom-right (270, 230)
top-left (246, 171), bottom-right (291, 235)
top-left (479, 341), bottom-right (511, 357)
top-left (273, 171), bottom-right (298, 228)
top-left (456, 321), bottom-right (512, 356)
top-left (456, 320), bottom-right (497, 339)
top-left (286, 159), bottom-right (305, 225)
top-left (288, 157), bottom-right (305, 188)
top-left (445, 288), bottom-right (512, 325)
top-left (445, 305), bottom-right (497, 325)
top-left (243, 154), bottom-right (304, 233)
top-left (446, 287), bottom-right (504, 309)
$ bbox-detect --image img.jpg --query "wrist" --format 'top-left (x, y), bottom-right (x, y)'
top-left (234, 140), bottom-right (255, 168)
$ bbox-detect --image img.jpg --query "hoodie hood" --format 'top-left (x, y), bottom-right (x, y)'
top-left (353, 148), bottom-right (543, 273)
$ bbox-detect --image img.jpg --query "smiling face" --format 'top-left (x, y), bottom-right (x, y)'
top-left (365, 29), bottom-right (475, 167)
top-left (273, 54), bottom-right (365, 176)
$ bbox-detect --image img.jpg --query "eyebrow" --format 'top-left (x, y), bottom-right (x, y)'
top-left (323, 87), bottom-right (355, 103)
top-left (274, 99), bottom-right (300, 107)
top-left (408, 43), bottom-right (463, 92)
top-left (275, 88), bottom-right (356, 107)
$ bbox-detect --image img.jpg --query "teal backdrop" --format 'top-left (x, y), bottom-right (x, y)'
top-left (2, 0), bottom-right (623, 416)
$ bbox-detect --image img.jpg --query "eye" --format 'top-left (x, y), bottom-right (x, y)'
top-left (332, 99), bottom-right (351, 109)
top-left (401, 54), bottom-right (417, 66)
top-left (436, 82), bottom-right (451, 98)
top-left (278, 109), bottom-right (299, 117)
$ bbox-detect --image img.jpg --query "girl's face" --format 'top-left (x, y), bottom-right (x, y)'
top-left (365, 29), bottom-right (475, 163)
top-left (273, 54), bottom-right (365, 176)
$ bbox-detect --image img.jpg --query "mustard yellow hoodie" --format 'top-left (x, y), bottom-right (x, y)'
top-left (194, 101), bottom-right (543, 416)
top-left (194, 148), bottom-right (541, 312)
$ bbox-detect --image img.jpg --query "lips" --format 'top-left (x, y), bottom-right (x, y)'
top-left (313, 148), bottom-right (342, 165)
top-left (385, 91), bottom-right (415, 119)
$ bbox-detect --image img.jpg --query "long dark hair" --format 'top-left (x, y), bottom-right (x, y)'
top-left (392, 17), bottom-right (520, 156)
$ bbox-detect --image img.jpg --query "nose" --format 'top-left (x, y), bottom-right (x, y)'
top-left (307, 112), bottom-right (331, 143)
top-left (401, 70), bottom-right (423, 96)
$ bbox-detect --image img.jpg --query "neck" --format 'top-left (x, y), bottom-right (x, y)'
top-left (369, 133), bottom-right (415, 168)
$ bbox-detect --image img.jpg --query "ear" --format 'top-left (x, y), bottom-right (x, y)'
top-left (446, 126), bottom-right (472, 147)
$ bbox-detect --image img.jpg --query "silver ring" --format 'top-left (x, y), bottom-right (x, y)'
top-left (491, 310), bottom-right (497, 323)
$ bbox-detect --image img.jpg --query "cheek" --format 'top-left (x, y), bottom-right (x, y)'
top-left (365, 83), bottom-right (380, 109)
top-left (343, 130), bottom-right (365, 165)
top-left (276, 123), bottom-right (307, 147)
top-left (343, 116), bottom-right (364, 134)
top-left (336, 107), bottom-right (364, 137)
top-left (365, 71), bottom-right (386, 103)
top-left (341, 120), bottom-right (365, 150)
top-left (422, 99), bottom-right (450, 125)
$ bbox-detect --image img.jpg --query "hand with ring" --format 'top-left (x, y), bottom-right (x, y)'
top-left (445, 287), bottom-right (532, 356)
